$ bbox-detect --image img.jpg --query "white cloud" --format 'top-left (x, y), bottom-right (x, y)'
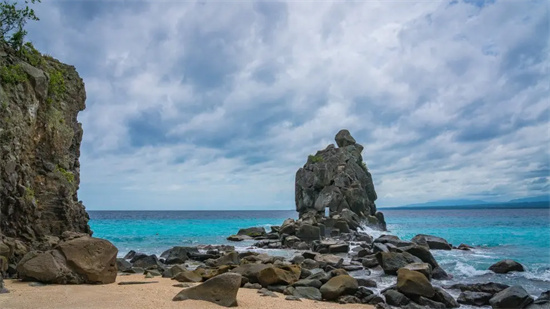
top-left (26, 0), bottom-right (549, 209)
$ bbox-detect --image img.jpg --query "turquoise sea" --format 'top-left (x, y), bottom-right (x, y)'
top-left (89, 205), bottom-right (550, 298)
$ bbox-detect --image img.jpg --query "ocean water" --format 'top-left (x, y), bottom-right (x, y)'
top-left (89, 206), bottom-right (550, 297)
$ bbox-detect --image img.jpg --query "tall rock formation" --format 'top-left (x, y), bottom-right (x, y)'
top-left (0, 42), bottom-right (91, 248)
top-left (295, 130), bottom-right (386, 230)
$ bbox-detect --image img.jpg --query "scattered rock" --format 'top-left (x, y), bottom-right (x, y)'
top-left (396, 268), bottom-right (434, 298)
top-left (173, 273), bottom-right (241, 307)
top-left (160, 247), bottom-right (198, 264)
top-left (243, 282), bottom-right (262, 289)
top-left (417, 296), bottom-right (447, 309)
top-left (403, 263), bottom-right (432, 280)
top-left (173, 270), bottom-right (202, 282)
top-left (320, 275), bottom-right (358, 301)
top-left (433, 287), bottom-right (459, 308)
top-left (257, 265), bottom-right (300, 287)
top-left (238, 227), bottom-right (266, 238)
top-left (293, 286), bottom-right (322, 300)
top-left (448, 282), bottom-right (509, 294)
top-left (258, 288), bottom-right (278, 297)
top-left (488, 259), bottom-right (525, 274)
top-left (376, 252), bottom-right (422, 275)
top-left (383, 289), bottom-right (410, 306)
top-left (285, 295), bottom-right (301, 301)
top-left (458, 291), bottom-right (493, 306)
top-left (490, 286), bottom-right (534, 309)
top-left (411, 234), bottom-right (452, 250)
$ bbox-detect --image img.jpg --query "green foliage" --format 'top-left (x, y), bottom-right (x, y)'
top-left (1, 100), bottom-right (7, 109)
top-left (0, 0), bottom-right (40, 45)
top-left (56, 166), bottom-right (74, 184)
top-left (47, 68), bottom-right (66, 102)
top-left (361, 161), bottom-right (368, 171)
top-left (24, 186), bottom-right (34, 201)
top-left (0, 63), bottom-right (26, 84)
top-left (21, 41), bottom-right (43, 66)
top-left (308, 154), bottom-right (323, 163)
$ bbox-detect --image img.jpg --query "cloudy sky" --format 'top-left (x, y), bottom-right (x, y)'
top-left (26, 0), bottom-right (548, 210)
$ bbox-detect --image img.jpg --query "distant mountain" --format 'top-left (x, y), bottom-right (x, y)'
top-left (401, 199), bottom-right (489, 207)
top-left (508, 195), bottom-right (550, 204)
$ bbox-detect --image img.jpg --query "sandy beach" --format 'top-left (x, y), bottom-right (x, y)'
top-left (0, 274), bottom-right (375, 309)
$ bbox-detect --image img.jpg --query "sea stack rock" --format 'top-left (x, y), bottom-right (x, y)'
top-left (295, 129), bottom-right (386, 231)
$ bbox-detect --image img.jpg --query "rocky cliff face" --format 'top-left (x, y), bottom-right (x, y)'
top-left (0, 42), bottom-right (91, 247)
top-left (295, 130), bottom-right (386, 230)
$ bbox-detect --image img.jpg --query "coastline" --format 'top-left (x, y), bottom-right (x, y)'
top-left (0, 274), bottom-right (374, 309)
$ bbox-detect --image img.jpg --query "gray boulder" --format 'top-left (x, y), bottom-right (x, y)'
top-left (383, 289), bottom-right (410, 306)
top-left (376, 252), bottom-right (422, 275)
top-left (173, 273), bottom-right (241, 307)
top-left (17, 236), bottom-right (117, 284)
top-left (411, 234), bottom-right (452, 250)
top-left (458, 291), bottom-right (493, 306)
top-left (490, 286), bottom-right (534, 309)
top-left (160, 246), bottom-right (198, 264)
top-left (319, 275), bottom-right (358, 300)
top-left (433, 287), bottom-right (459, 308)
top-left (238, 227), bottom-right (266, 237)
top-left (296, 224), bottom-right (320, 242)
top-left (488, 259), bottom-right (525, 274)
top-left (293, 286), bottom-right (322, 300)
top-left (396, 268), bottom-right (434, 298)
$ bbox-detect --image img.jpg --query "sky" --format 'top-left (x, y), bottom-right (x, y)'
top-left (25, 0), bottom-right (549, 210)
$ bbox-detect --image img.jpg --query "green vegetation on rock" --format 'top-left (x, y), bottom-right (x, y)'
top-left (21, 41), bottom-right (43, 67)
top-left (56, 166), bottom-right (74, 184)
top-left (308, 155), bottom-right (323, 163)
top-left (361, 162), bottom-right (368, 171)
top-left (47, 68), bottom-right (66, 103)
top-left (0, 0), bottom-right (41, 49)
top-left (0, 63), bottom-right (26, 84)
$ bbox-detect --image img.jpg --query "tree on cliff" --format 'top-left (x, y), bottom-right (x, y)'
top-left (0, 0), bottom-right (40, 51)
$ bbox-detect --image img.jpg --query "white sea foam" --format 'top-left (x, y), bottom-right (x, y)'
top-left (358, 225), bottom-right (388, 239)
top-left (454, 261), bottom-right (492, 277)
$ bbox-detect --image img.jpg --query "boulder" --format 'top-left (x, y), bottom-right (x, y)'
top-left (206, 251), bottom-right (240, 267)
top-left (383, 289), bottom-right (410, 306)
top-left (293, 286), bottom-right (322, 300)
top-left (376, 252), bottom-right (423, 275)
top-left (296, 224), bottom-right (320, 242)
top-left (231, 264), bottom-right (271, 284)
top-left (433, 287), bottom-right (459, 308)
top-left (403, 263), bottom-right (432, 280)
top-left (227, 235), bottom-right (250, 241)
top-left (116, 258), bottom-right (132, 273)
top-left (449, 282), bottom-right (510, 294)
top-left (335, 129), bottom-right (356, 147)
top-left (131, 254), bottom-right (161, 269)
top-left (457, 291), bottom-right (493, 306)
top-left (173, 270), bottom-right (202, 282)
top-left (396, 268), bottom-right (434, 298)
top-left (160, 246), bottom-right (199, 264)
top-left (320, 275), bottom-right (358, 300)
top-left (488, 259), bottom-right (525, 274)
top-left (489, 286), bottom-right (534, 309)
top-left (17, 236), bottom-right (117, 284)
top-left (293, 279), bottom-right (322, 289)
top-left (411, 234), bottom-right (452, 250)
top-left (173, 272), bottom-right (241, 307)
top-left (403, 245), bottom-right (439, 269)
top-left (238, 227), bottom-right (266, 238)
top-left (56, 236), bottom-right (118, 283)
top-left (417, 297), bottom-right (447, 309)
top-left (257, 265), bottom-right (300, 287)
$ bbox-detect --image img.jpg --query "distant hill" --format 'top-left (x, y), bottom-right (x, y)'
top-left (400, 199), bottom-right (489, 208)
top-left (389, 195), bottom-right (550, 209)
top-left (508, 195), bottom-right (550, 204)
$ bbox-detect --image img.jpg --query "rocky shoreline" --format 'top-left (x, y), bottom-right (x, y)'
top-left (1, 124), bottom-right (548, 309)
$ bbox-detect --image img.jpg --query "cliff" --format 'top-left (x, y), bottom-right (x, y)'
top-left (0, 42), bottom-right (91, 247)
